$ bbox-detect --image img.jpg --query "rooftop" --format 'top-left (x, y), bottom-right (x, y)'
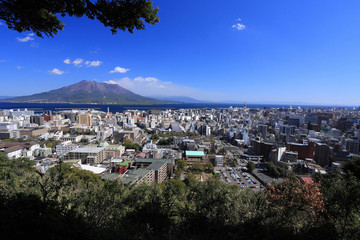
top-left (115, 160), bottom-right (132, 166)
top-left (185, 151), bottom-right (205, 157)
top-left (121, 168), bottom-right (153, 184)
top-left (69, 147), bottom-right (105, 154)
top-left (101, 173), bottom-right (121, 181)
top-left (136, 158), bottom-right (174, 165)
top-left (300, 177), bottom-right (314, 184)
top-left (147, 160), bottom-right (167, 170)
top-left (2, 145), bottom-right (23, 153)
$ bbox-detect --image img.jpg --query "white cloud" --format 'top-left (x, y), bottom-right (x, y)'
top-left (72, 58), bottom-right (84, 66)
top-left (85, 60), bottom-right (102, 67)
top-left (48, 68), bottom-right (65, 75)
top-left (65, 58), bottom-right (102, 67)
top-left (236, 18), bottom-right (242, 21)
top-left (17, 66), bottom-right (23, 70)
top-left (109, 66), bottom-right (130, 73)
top-left (105, 77), bottom-right (232, 101)
top-left (232, 23), bottom-right (246, 31)
top-left (17, 33), bottom-right (35, 42)
top-left (105, 77), bottom-right (210, 99)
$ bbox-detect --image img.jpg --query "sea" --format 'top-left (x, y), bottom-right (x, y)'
top-left (0, 102), bottom-right (355, 114)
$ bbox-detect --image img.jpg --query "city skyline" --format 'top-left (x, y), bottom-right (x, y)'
top-left (1, 0), bottom-right (360, 105)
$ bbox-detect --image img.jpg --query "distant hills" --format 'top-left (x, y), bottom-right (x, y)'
top-left (2, 80), bottom-right (176, 105)
top-left (149, 96), bottom-right (206, 103)
top-left (0, 96), bottom-right (16, 99)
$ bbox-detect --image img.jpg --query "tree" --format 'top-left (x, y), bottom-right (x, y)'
top-left (246, 161), bottom-right (255, 173)
top-left (314, 171), bottom-right (360, 239)
top-left (188, 162), bottom-right (204, 173)
top-left (344, 157), bottom-right (360, 179)
top-left (43, 138), bottom-right (61, 148)
top-left (204, 162), bottom-right (214, 173)
top-left (157, 137), bottom-right (173, 146)
top-left (0, 0), bottom-right (159, 37)
top-left (176, 159), bottom-right (187, 171)
top-left (124, 139), bottom-right (141, 151)
top-left (150, 134), bottom-right (159, 141)
top-left (265, 178), bottom-right (325, 237)
top-left (266, 162), bottom-right (280, 178)
top-left (225, 158), bottom-right (237, 167)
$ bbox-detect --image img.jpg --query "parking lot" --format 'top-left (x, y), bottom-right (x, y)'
top-left (219, 167), bottom-right (263, 190)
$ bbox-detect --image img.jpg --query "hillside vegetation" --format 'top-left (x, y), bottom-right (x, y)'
top-left (1, 154), bottom-right (360, 240)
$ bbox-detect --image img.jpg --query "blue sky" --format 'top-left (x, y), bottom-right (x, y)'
top-left (0, 0), bottom-right (360, 106)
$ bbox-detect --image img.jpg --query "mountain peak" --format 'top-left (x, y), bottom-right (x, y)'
top-left (2, 80), bottom-right (173, 105)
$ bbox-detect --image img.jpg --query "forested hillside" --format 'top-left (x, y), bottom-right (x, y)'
top-left (1, 154), bottom-right (359, 240)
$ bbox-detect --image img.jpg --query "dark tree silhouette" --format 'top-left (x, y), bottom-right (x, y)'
top-left (0, 0), bottom-right (159, 37)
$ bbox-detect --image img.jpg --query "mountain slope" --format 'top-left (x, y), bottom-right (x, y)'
top-left (2, 80), bottom-right (173, 105)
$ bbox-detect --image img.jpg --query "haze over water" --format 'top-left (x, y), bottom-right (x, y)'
top-left (0, 102), bottom-right (355, 114)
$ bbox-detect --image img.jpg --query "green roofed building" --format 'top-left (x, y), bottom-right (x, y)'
top-left (120, 168), bottom-right (155, 185)
top-left (185, 150), bottom-right (206, 163)
top-left (120, 158), bottom-right (175, 185)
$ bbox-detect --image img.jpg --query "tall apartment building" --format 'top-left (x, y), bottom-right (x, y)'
top-left (65, 147), bottom-right (105, 164)
top-left (286, 142), bottom-right (314, 160)
top-left (56, 141), bottom-right (79, 156)
top-left (121, 158), bottom-right (174, 185)
top-left (345, 139), bottom-right (359, 154)
top-left (0, 122), bottom-right (20, 139)
top-left (30, 115), bottom-right (44, 126)
top-left (78, 113), bottom-right (92, 127)
top-left (258, 124), bottom-right (268, 139)
top-left (314, 143), bottom-right (330, 167)
top-left (64, 112), bottom-right (78, 123)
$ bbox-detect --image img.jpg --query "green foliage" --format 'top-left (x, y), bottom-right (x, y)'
top-left (1, 154), bottom-right (360, 239)
top-left (176, 159), bottom-right (187, 170)
top-left (344, 157), bottom-right (360, 179)
top-left (174, 168), bottom-right (182, 179)
top-left (187, 162), bottom-right (204, 173)
top-left (3, 138), bottom-right (29, 142)
top-left (80, 138), bottom-right (89, 144)
top-left (212, 172), bottom-right (220, 180)
top-left (43, 138), bottom-right (61, 148)
top-left (225, 158), bottom-right (237, 167)
top-left (2, 138), bottom-right (17, 142)
top-left (157, 136), bottom-right (173, 145)
top-left (264, 178), bottom-right (326, 237)
top-left (266, 162), bottom-right (281, 178)
top-left (150, 133), bottom-right (159, 140)
top-left (204, 162), bottom-right (214, 173)
top-left (204, 138), bottom-right (215, 142)
top-left (246, 161), bottom-right (255, 173)
top-left (314, 172), bottom-right (360, 239)
top-left (0, 0), bottom-right (159, 37)
top-left (0, 154), bottom-right (38, 196)
top-left (124, 139), bottom-right (141, 151)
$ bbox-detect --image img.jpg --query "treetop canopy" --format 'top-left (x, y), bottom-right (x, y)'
top-left (0, 0), bottom-right (159, 37)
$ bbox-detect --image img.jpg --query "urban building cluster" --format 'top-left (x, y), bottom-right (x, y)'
top-left (0, 105), bottom-right (359, 187)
